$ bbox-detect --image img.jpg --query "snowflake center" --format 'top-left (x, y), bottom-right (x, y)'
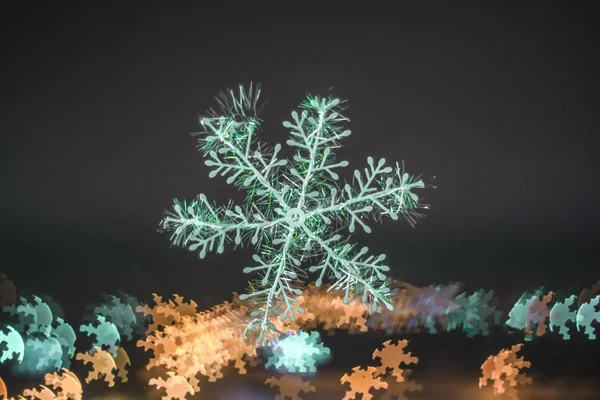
top-left (285, 208), bottom-right (306, 227)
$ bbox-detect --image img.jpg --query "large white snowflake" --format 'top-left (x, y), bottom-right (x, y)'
top-left (161, 84), bottom-right (427, 342)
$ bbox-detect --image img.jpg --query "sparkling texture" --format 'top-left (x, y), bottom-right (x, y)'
top-left (160, 83), bottom-right (427, 342)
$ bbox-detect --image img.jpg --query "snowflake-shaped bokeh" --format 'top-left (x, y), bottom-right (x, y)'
top-left (265, 330), bottom-right (331, 373)
top-left (161, 84), bottom-right (428, 341)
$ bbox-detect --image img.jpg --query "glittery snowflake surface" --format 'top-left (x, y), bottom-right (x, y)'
top-left (161, 84), bottom-right (427, 342)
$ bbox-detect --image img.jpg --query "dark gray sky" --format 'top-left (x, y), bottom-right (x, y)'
top-left (0, 2), bottom-right (598, 307)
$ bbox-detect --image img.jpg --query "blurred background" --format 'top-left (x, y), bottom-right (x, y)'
top-left (0, 1), bottom-right (598, 398)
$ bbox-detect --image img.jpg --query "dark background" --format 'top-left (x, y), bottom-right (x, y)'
top-left (0, 1), bottom-right (598, 397)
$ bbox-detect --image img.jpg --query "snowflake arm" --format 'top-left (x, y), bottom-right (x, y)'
top-left (282, 96), bottom-right (352, 208)
top-left (200, 119), bottom-right (287, 203)
top-left (308, 157), bottom-right (425, 232)
top-left (239, 235), bottom-right (305, 343)
top-left (304, 229), bottom-right (393, 312)
top-left (160, 195), bottom-right (284, 258)
top-left (196, 84), bottom-right (288, 204)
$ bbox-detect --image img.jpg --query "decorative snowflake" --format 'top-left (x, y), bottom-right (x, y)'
top-left (265, 330), bottom-right (331, 373)
top-left (341, 366), bottom-right (388, 400)
top-left (79, 315), bottom-right (121, 357)
top-left (161, 83), bottom-right (427, 342)
top-left (576, 295), bottom-right (600, 340)
top-left (549, 294), bottom-right (577, 340)
top-left (265, 374), bottom-right (317, 400)
top-left (372, 339), bottom-right (418, 382)
top-left (447, 289), bottom-right (501, 337)
top-left (479, 344), bottom-right (532, 398)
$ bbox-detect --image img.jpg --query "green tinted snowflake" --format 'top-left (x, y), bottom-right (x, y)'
top-left (447, 289), bottom-right (501, 337)
top-left (549, 294), bottom-right (577, 340)
top-left (80, 315), bottom-right (121, 356)
top-left (265, 330), bottom-right (331, 373)
top-left (161, 84), bottom-right (427, 342)
top-left (577, 295), bottom-right (600, 340)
